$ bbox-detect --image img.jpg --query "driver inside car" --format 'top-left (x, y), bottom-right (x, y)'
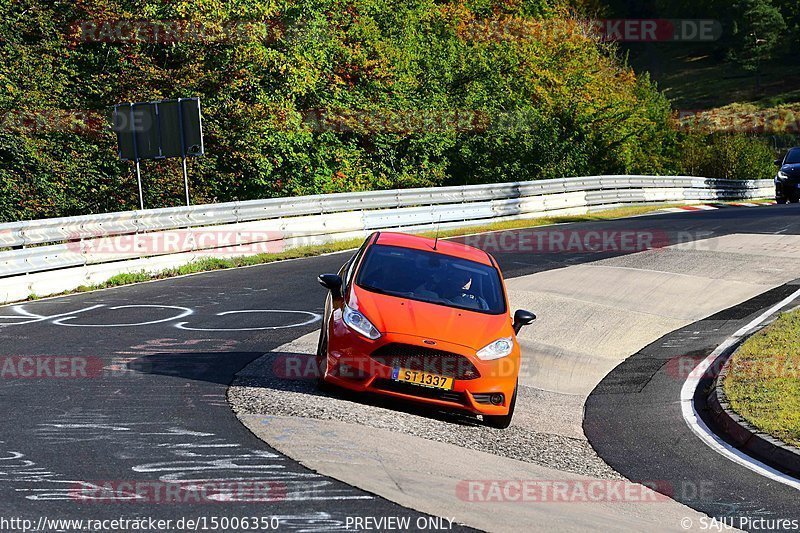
top-left (439, 268), bottom-right (488, 311)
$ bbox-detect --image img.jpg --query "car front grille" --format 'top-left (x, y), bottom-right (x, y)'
top-left (372, 379), bottom-right (465, 404)
top-left (472, 393), bottom-right (494, 405)
top-left (369, 343), bottom-right (480, 380)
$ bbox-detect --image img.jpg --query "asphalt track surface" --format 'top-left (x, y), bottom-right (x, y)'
top-left (585, 282), bottom-right (800, 529)
top-left (0, 203), bottom-right (799, 532)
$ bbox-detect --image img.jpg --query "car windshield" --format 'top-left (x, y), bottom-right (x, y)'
top-left (785, 149), bottom-right (800, 164)
top-left (356, 244), bottom-right (506, 315)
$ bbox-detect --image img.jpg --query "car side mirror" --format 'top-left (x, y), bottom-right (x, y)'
top-left (318, 274), bottom-right (343, 299)
top-left (513, 309), bottom-right (536, 334)
top-left (775, 159), bottom-right (783, 166)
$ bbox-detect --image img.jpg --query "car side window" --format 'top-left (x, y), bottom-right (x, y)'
top-left (343, 235), bottom-right (373, 288)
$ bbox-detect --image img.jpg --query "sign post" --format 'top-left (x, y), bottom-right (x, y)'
top-left (178, 99), bottom-right (189, 206)
top-left (136, 161), bottom-right (144, 210)
top-left (130, 104), bottom-right (144, 210)
top-left (182, 157), bottom-right (190, 207)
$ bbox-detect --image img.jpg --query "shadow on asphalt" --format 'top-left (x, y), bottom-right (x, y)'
top-left (127, 351), bottom-right (263, 385)
top-left (127, 350), bottom-right (484, 427)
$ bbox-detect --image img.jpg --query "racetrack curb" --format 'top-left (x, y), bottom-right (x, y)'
top-left (706, 340), bottom-right (800, 480)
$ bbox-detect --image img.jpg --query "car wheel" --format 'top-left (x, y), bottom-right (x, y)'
top-left (483, 384), bottom-right (517, 429)
top-left (315, 326), bottom-right (331, 390)
top-left (776, 196), bottom-right (787, 204)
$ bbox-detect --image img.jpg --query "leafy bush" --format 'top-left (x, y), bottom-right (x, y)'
top-left (678, 133), bottom-right (776, 180)
top-left (0, 0), bottom-right (777, 222)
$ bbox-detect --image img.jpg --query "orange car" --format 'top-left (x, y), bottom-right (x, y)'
top-left (316, 232), bottom-right (535, 428)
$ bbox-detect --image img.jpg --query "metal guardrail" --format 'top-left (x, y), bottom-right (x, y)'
top-left (0, 176), bottom-right (774, 294)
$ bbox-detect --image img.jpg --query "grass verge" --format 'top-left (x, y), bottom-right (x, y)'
top-left (724, 308), bottom-right (800, 448)
top-left (18, 201), bottom-right (733, 301)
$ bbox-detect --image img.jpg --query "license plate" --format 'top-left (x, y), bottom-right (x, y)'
top-left (391, 368), bottom-right (454, 390)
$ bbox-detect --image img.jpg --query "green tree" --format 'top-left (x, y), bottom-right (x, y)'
top-left (729, 0), bottom-right (787, 78)
top-left (0, 0), bottom-right (774, 222)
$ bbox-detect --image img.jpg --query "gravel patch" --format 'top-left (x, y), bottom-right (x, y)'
top-left (229, 349), bottom-right (622, 480)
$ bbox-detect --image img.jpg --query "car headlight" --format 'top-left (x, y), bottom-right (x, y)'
top-left (777, 171), bottom-right (789, 180)
top-left (476, 337), bottom-right (514, 361)
top-left (343, 305), bottom-right (381, 340)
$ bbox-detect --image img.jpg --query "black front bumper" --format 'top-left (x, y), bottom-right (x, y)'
top-left (776, 179), bottom-right (800, 200)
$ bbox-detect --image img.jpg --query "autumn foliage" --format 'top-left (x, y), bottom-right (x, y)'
top-left (0, 1), bottom-right (771, 221)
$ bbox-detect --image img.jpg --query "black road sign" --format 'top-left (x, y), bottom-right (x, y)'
top-left (112, 98), bottom-right (204, 162)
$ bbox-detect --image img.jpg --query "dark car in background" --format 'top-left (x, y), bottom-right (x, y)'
top-left (775, 147), bottom-right (800, 204)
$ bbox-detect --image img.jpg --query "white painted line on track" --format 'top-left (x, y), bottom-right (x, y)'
top-left (51, 305), bottom-right (194, 327)
top-left (174, 310), bottom-right (321, 332)
top-left (0, 304), bottom-right (106, 326)
top-left (680, 287), bottom-right (800, 491)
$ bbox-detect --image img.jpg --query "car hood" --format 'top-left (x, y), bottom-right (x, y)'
top-left (349, 286), bottom-right (510, 351)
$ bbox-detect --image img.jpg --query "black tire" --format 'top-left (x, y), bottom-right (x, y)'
top-left (315, 326), bottom-right (331, 390)
top-left (776, 197), bottom-right (787, 204)
top-left (483, 384), bottom-right (517, 429)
